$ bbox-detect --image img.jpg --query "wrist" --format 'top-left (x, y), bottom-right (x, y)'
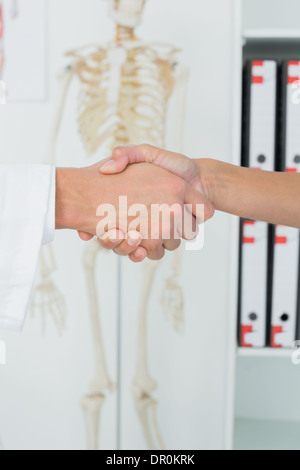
top-left (196, 158), bottom-right (222, 208)
top-left (198, 159), bottom-right (245, 214)
top-left (55, 168), bottom-right (83, 231)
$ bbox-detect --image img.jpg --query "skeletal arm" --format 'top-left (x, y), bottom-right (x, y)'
top-left (32, 66), bottom-right (74, 334)
top-left (45, 65), bottom-right (75, 165)
top-left (170, 64), bottom-right (190, 154)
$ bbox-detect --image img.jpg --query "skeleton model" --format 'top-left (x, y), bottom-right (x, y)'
top-left (34, 0), bottom-right (189, 450)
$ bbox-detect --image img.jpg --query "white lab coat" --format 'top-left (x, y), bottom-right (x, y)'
top-left (0, 165), bottom-right (55, 332)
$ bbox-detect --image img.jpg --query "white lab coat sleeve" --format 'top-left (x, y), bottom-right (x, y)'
top-left (0, 165), bottom-right (56, 332)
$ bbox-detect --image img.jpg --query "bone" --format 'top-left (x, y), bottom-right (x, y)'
top-left (31, 66), bottom-right (74, 335)
top-left (45, 66), bottom-right (75, 165)
top-left (134, 393), bottom-right (165, 451)
top-left (83, 240), bottom-right (114, 396)
top-left (80, 240), bottom-right (114, 450)
top-left (161, 246), bottom-right (185, 333)
top-left (132, 261), bottom-right (165, 450)
top-left (31, 246), bottom-right (67, 336)
top-left (81, 394), bottom-right (106, 451)
top-left (67, 42), bottom-right (177, 155)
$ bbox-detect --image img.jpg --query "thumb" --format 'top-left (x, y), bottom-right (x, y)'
top-left (99, 146), bottom-right (143, 174)
top-left (99, 144), bottom-right (162, 175)
top-left (100, 145), bottom-right (200, 192)
top-left (99, 152), bottom-right (129, 175)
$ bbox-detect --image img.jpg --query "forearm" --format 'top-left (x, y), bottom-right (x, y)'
top-left (55, 167), bottom-right (102, 234)
top-left (199, 159), bottom-right (300, 228)
top-left (56, 168), bottom-right (81, 231)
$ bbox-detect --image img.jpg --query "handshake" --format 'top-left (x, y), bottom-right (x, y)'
top-left (55, 145), bottom-right (216, 262)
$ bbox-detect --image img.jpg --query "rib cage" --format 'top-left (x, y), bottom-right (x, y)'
top-left (66, 44), bottom-right (177, 155)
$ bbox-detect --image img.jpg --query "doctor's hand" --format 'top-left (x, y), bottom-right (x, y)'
top-left (91, 144), bottom-right (215, 258)
top-left (57, 161), bottom-right (208, 261)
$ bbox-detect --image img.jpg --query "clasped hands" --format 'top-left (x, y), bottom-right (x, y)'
top-left (55, 145), bottom-right (215, 262)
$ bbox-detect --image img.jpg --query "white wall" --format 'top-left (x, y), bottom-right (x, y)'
top-left (243, 0), bottom-right (300, 30)
top-left (0, 0), bottom-right (241, 450)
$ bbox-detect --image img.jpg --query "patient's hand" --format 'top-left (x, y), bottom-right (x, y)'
top-left (100, 144), bottom-right (204, 193)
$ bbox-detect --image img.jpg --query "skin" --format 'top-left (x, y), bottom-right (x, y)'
top-left (56, 159), bottom-right (214, 261)
top-left (79, 144), bottom-right (300, 258)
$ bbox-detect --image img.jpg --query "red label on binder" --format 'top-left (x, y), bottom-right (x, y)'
top-left (275, 236), bottom-right (288, 245)
top-left (252, 76), bottom-right (263, 84)
top-left (271, 326), bottom-right (283, 348)
top-left (288, 76), bottom-right (299, 85)
top-left (243, 237), bottom-right (255, 244)
top-left (241, 325), bottom-right (253, 348)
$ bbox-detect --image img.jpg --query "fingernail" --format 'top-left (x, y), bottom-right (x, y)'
top-left (134, 250), bottom-right (143, 259)
top-left (101, 160), bottom-right (115, 170)
top-left (128, 233), bottom-right (142, 246)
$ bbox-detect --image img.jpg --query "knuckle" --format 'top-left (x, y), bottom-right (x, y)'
top-left (112, 146), bottom-right (126, 159)
top-left (168, 240), bottom-right (181, 252)
top-left (98, 236), bottom-right (114, 248)
top-left (143, 239), bottom-right (165, 260)
top-left (141, 239), bottom-right (157, 254)
top-left (140, 143), bottom-right (152, 152)
top-left (139, 144), bottom-right (155, 162)
top-left (113, 245), bottom-right (129, 257)
top-left (148, 248), bottom-right (165, 261)
top-left (113, 146), bottom-right (124, 154)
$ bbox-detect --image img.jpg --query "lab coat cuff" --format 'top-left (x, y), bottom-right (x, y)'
top-left (42, 166), bottom-right (56, 245)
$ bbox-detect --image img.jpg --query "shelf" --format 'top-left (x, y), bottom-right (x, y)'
top-left (234, 419), bottom-right (300, 450)
top-left (237, 348), bottom-right (293, 358)
top-left (244, 29), bottom-right (300, 40)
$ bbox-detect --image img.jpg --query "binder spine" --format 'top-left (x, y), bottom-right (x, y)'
top-left (239, 60), bottom-right (277, 348)
top-left (271, 61), bottom-right (300, 348)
